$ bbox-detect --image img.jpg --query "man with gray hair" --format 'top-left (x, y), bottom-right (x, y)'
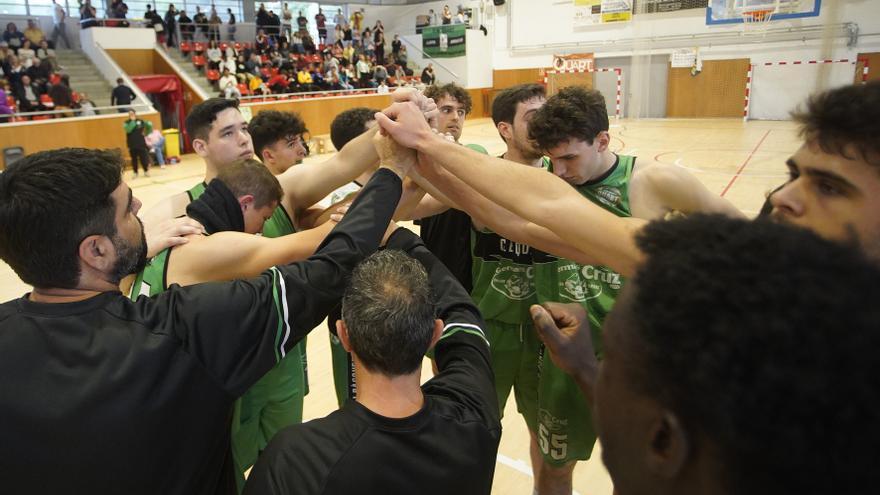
top-left (244, 228), bottom-right (501, 494)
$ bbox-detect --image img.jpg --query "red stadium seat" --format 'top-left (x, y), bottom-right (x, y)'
top-left (233, 41), bottom-right (243, 52)
top-left (6, 95), bottom-right (15, 108)
top-left (237, 83), bottom-right (250, 96)
top-left (193, 42), bottom-right (206, 53)
top-left (49, 73), bottom-right (62, 86)
top-left (192, 55), bottom-right (206, 68)
top-left (206, 69), bottom-right (220, 82)
top-left (269, 67), bottom-right (280, 76)
top-left (39, 94), bottom-right (55, 108)
top-left (180, 41), bottom-right (192, 54)
top-left (219, 42), bottom-right (230, 52)
top-left (260, 67), bottom-right (271, 78)
top-left (260, 54), bottom-right (269, 64)
top-left (32, 114), bottom-right (53, 120)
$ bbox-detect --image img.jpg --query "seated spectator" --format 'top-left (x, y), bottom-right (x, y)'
top-left (397, 45), bottom-right (408, 67)
top-left (17, 40), bottom-right (36, 69)
top-left (27, 57), bottom-right (52, 83)
top-left (255, 29), bottom-right (270, 53)
top-left (421, 63), bottom-right (435, 85)
top-left (376, 80), bottom-right (388, 94)
top-left (145, 127), bottom-right (166, 168)
top-left (356, 55), bottom-right (371, 87)
top-left (392, 63), bottom-right (406, 82)
top-left (222, 53), bottom-right (236, 74)
top-left (0, 85), bottom-right (12, 121)
top-left (3, 23), bottom-right (25, 51)
top-left (339, 59), bottom-right (355, 89)
top-left (302, 34), bottom-right (316, 53)
top-left (373, 64), bottom-right (388, 85)
top-left (218, 68), bottom-right (238, 95)
top-left (48, 73), bottom-right (73, 116)
top-left (6, 55), bottom-right (24, 88)
top-left (296, 67), bottom-right (312, 88)
top-left (76, 91), bottom-right (98, 116)
top-left (15, 74), bottom-right (44, 112)
top-left (206, 40), bottom-right (222, 70)
top-left (36, 40), bottom-right (59, 71)
top-left (267, 69), bottom-right (290, 93)
top-left (244, 237), bottom-right (501, 495)
top-left (24, 20), bottom-right (45, 47)
top-left (80, 0), bottom-right (98, 29)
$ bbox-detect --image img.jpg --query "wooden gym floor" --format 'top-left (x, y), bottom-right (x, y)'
top-left (0, 117), bottom-right (799, 494)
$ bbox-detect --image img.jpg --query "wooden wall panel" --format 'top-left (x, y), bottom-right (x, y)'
top-left (0, 113), bottom-right (162, 168)
top-left (855, 52), bottom-right (880, 83)
top-left (666, 59), bottom-right (750, 118)
top-left (106, 49), bottom-right (156, 76)
top-left (493, 69), bottom-right (545, 89)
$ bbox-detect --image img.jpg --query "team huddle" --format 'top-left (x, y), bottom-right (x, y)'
top-left (0, 80), bottom-right (877, 495)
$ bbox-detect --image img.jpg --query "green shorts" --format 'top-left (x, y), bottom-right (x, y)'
top-left (536, 344), bottom-right (597, 466)
top-left (485, 319), bottom-right (541, 433)
top-left (231, 339), bottom-right (307, 491)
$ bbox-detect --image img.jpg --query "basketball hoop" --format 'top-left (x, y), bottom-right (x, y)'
top-left (741, 9), bottom-right (775, 39)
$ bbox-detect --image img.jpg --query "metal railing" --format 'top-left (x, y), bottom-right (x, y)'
top-left (237, 85), bottom-right (414, 103)
top-left (0, 102), bottom-right (154, 124)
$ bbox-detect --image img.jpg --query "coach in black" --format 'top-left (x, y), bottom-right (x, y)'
top-left (244, 227), bottom-right (502, 495)
top-left (0, 147), bottom-right (405, 494)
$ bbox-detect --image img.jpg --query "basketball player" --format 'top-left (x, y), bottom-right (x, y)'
top-left (377, 86), bottom-right (742, 494)
top-left (530, 214), bottom-right (880, 495)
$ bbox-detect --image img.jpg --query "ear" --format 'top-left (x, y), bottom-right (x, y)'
top-left (337, 319), bottom-right (353, 353)
top-left (78, 234), bottom-right (116, 274)
top-left (192, 137), bottom-right (209, 157)
top-left (238, 194), bottom-right (255, 212)
top-left (427, 319), bottom-right (444, 351)
top-left (497, 122), bottom-right (513, 143)
top-left (596, 130), bottom-right (611, 153)
top-left (645, 411), bottom-right (690, 479)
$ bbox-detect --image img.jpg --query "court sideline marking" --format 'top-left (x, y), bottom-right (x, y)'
top-left (720, 129), bottom-right (772, 197)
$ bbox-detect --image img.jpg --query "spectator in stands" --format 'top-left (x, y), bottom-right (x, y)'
top-left (27, 58), bottom-right (51, 83)
top-left (145, 127), bottom-right (166, 168)
top-left (17, 41), bottom-right (36, 69)
top-left (373, 63), bottom-right (388, 86)
top-left (0, 85), bottom-right (11, 120)
top-left (392, 63), bottom-right (405, 82)
top-left (221, 74), bottom-right (241, 99)
top-left (375, 32), bottom-right (385, 67)
top-left (428, 9), bottom-right (437, 26)
top-left (255, 29), bottom-right (270, 53)
top-left (442, 5), bottom-right (453, 24)
top-left (281, 3), bottom-right (293, 36)
top-left (296, 66), bottom-right (313, 90)
top-left (227, 8), bottom-right (236, 41)
top-left (208, 8), bottom-right (221, 42)
top-left (256, 3), bottom-right (269, 33)
top-left (291, 31), bottom-right (303, 54)
top-left (333, 8), bottom-right (346, 28)
top-left (267, 10), bottom-right (282, 39)
top-left (80, 1), bottom-right (98, 29)
top-left (51, 0), bottom-right (71, 49)
top-left (37, 40), bottom-right (59, 71)
top-left (145, 5), bottom-right (165, 43)
top-left (76, 91), bottom-right (98, 116)
top-left (110, 77), bottom-right (136, 112)
top-left (356, 54), bottom-right (371, 87)
top-left (397, 45), bottom-right (408, 67)
top-left (421, 63), bottom-right (435, 85)
top-left (221, 53), bottom-right (236, 74)
top-left (391, 34), bottom-right (401, 57)
top-left (342, 23), bottom-right (353, 48)
top-left (351, 8), bottom-right (365, 32)
top-left (6, 55), bottom-right (24, 89)
top-left (178, 8), bottom-right (193, 42)
top-left (193, 7), bottom-right (208, 40)
top-left (206, 40), bottom-right (222, 70)
top-left (297, 11), bottom-right (308, 32)
top-left (124, 109), bottom-right (152, 177)
top-left (455, 7), bottom-right (466, 24)
top-left (235, 53), bottom-right (249, 81)
top-left (4, 23), bottom-right (25, 52)
top-left (109, 0), bottom-right (130, 28)
top-left (339, 59), bottom-right (354, 89)
top-left (302, 34), bottom-right (316, 53)
top-left (164, 4), bottom-right (177, 47)
top-left (49, 73), bottom-right (73, 117)
top-left (373, 20), bottom-right (384, 40)
top-left (15, 74), bottom-right (44, 113)
top-left (377, 80), bottom-right (389, 94)
top-left (245, 52), bottom-right (261, 75)
top-left (24, 20), bottom-right (45, 48)
top-left (316, 9), bottom-right (327, 45)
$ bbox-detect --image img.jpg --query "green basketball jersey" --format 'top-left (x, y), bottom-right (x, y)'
top-left (130, 247), bottom-right (171, 299)
top-left (470, 157), bottom-right (551, 324)
top-left (188, 182), bottom-right (297, 237)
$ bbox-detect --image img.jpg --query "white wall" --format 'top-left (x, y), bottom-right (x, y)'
top-left (81, 26), bottom-right (158, 49)
top-left (79, 27), bottom-right (155, 112)
top-left (401, 29), bottom-right (492, 89)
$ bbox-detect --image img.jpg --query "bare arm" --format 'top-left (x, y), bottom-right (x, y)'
top-left (170, 223), bottom-right (335, 286)
top-left (374, 103), bottom-right (646, 277)
top-left (633, 164), bottom-right (746, 219)
top-left (140, 191), bottom-right (192, 226)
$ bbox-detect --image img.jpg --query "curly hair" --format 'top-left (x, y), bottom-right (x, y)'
top-left (330, 107), bottom-right (379, 151)
top-left (791, 81), bottom-right (880, 170)
top-left (528, 86), bottom-right (608, 150)
top-left (628, 214), bottom-right (880, 495)
top-left (248, 110), bottom-right (309, 158)
top-left (424, 82), bottom-right (472, 115)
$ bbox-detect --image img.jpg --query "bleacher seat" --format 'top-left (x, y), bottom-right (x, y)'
top-left (192, 55), bottom-right (206, 68)
top-left (180, 41), bottom-right (193, 54)
top-left (219, 42), bottom-right (230, 52)
top-left (206, 69), bottom-right (220, 82)
top-left (237, 83), bottom-right (250, 96)
top-left (49, 73), bottom-right (62, 86)
top-left (233, 41), bottom-right (244, 52)
top-left (39, 94), bottom-right (54, 109)
top-left (260, 67), bottom-right (271, 78)
top-left (193, 42), bottom-right (206, 53)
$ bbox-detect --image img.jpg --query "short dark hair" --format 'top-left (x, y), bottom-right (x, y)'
top-left (341, 250), bottom-right (436, 376)
top-left (0, 148), bottom-right (123, 289)
top-left (791, 81), bottom-right (880, 171)
top-left (528, 86), bottom-right (608, 150)
top-left (216, 158), bottom-right (283, 209)
top-left (424, 83), bottom-right (472, 115)
top-left (116, 77), bottom-right (124, 84)
top-left (491, 83), bottom-right (546, 142)
top-left (329, 107), bottom-right (378, 151)
top-left (247, 110), bottom-right (308, 158)
top-left (627, 214), bottom-right (880, 494)
top-left (185, 97), bottom-right (240, 142)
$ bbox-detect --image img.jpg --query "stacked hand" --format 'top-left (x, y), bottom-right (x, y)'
top-left (530, 303), bottom-right (599, 403)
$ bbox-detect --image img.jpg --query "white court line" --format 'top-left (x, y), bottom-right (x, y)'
top-left (496, 454), bottom-right (583, 495)
top-left (673, 158), bottom-right (787, 179)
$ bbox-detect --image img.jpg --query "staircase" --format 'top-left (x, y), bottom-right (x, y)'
top-left (54, 49), bottom-right (114, 108)
top-left (165, 48), bottom-right (218, 97)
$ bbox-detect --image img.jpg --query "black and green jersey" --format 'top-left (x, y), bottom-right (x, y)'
top-left (130, 246), bottom-right (171, 298)
top-left (469, 157), bottom-right (551, 324)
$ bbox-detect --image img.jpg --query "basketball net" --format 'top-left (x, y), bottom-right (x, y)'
top-left (741, 8), bottom-right (775, 39)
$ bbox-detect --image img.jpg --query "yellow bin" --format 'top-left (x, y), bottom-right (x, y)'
top-left (163, 128), bottom-right (181, 160)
